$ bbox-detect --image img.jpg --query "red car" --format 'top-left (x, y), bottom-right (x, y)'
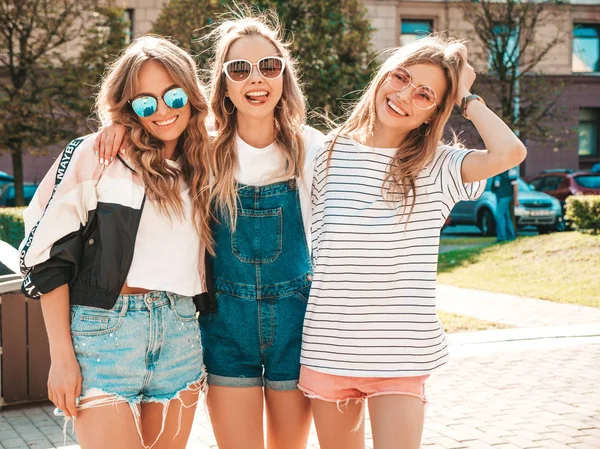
top-left (528, 170), bottom-right (600, 205)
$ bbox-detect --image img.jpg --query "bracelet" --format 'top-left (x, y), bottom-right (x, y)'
top-left (460, 95), bottom-right (486, 120)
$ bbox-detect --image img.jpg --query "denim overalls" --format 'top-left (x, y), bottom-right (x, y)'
top-left (199, 178), bottom-right (312, 390)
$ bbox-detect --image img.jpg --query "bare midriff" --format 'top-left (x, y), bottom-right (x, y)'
top-left (120, 283), bottom-right (152, 295)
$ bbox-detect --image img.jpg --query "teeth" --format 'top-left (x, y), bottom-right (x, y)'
top-left (387, 100), bottom-right (407, 116)
top-left (246, 91), bottom-right (268, 97)
top-left (155, 116), bottom-right (177, 126)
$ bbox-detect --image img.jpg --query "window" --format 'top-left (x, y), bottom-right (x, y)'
top-left (579, 109), bottom-right (599, 156)
top-left (488, 23), bottom-right (519, 74)
top-left (541, 176), bottom-right (563, 192)
top-left (124, 9), bottom-right (134, 44)
top-left (400, 19), bottom-right (433, 47)
top-left (573, 24), bottom-right (599, 73)
top-left (574, 175), bottom-right (600, 189)
top-left (530, 178), bottom-right (544, 191)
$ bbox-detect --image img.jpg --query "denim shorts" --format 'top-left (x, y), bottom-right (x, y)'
top-left (70, 291), bottom-right (204, 405)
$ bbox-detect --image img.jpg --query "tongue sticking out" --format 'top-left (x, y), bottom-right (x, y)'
top-left (246, 93), bottom-right (269, 103)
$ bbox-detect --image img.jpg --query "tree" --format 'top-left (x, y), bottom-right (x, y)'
top-left (152, 0), bottom-right (375, 123)
top-left (0, 1), bottom-right (128, 205)
top-left (459, 0), bottom-right (571, 141)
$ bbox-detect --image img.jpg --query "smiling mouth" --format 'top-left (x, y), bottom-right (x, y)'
top-left (387, 99), bottom-right (409, 117)
top-left (245, 91), bottom-right (270, 104)
top-left (154, 116), bottom-right (178, 127)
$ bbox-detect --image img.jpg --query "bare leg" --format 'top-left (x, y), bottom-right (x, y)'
top-left (368, 395), bottom-right (425, 449)
top-left (141, 386), bottom-right (201, 449)
top-left (264, 388), bottom-right (311, 449)
top-left (206, 385), bottom-right (265, 449)
top-left (311, 398), bottom-right (365, 449)
top-left (74, 396), bottom-right (144, 449)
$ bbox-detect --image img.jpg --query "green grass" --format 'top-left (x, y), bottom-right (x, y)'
top-left (437, 311), bottom-right (512, 333)
top-left (438, 232), bottom-right (600, 308)
top-left (440, 237), bottom-right (496, 246)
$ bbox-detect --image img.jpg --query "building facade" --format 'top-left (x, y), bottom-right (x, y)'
top-left (4, 0), bottom-right (599, 180)
top-left (366, 0), bottom-right (600, 176)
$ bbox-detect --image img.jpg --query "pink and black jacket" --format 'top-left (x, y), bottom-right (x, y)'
top-left (19, 134), bottom-right (212, 311)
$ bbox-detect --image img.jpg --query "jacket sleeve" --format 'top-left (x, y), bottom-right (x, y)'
top-left (19, 135), bottom-right (103, 298)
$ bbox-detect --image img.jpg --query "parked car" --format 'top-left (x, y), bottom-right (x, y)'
top-left (0, 183), bottom-right (39, 207)
top-left (449, 178), bottom-right (563, 236)
top-left (527, 170), bottom-right (600, 206)
top-left (0, 171), bottom-right (14, 188)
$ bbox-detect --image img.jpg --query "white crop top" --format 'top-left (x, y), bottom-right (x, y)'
top-left (126, 160), bottom-right (204, 296)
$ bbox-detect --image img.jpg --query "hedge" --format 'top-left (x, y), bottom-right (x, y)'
top-left (0, 207), bottom-right (25, 248)
top-left (565, 195), bottom-right (600, 235)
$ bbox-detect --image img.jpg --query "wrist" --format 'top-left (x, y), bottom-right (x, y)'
top-left (456, 90), bottom-right (472, 106)
top-left (49, 340), bottom-right (76, 359)
top-left (460, 94), bottom-right (486, 120)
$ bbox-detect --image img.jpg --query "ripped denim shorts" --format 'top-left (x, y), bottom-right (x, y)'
top-left (68, 291), bottom-right (205, 411)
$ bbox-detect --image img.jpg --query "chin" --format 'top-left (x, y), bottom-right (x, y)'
top-left (155, 128), bottom-right (186, 143)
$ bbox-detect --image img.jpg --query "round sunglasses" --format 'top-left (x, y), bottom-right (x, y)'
top-left (223, 56), bottom-right (286, 83)
top-left (387, 67), bottom-right (438, 110)
top-left (129, 87), bottom-right (188, 118)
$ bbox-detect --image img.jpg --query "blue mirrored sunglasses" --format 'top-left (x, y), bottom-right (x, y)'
top-left (129, 87), bottom-right (188, 118)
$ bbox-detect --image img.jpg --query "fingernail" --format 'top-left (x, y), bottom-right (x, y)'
top-left (99, 158), bottom-right (104, 165)
top-left (110, 157), bottom-right (114, 162)
top-left (104, 159), bottom-right (109, 166)
top-left (120, 148), bottom-right (125, 154)
top-left (95, 151), bottom-right (99, 157)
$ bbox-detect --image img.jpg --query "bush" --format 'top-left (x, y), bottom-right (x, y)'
top-left (565, 195), bottom-right (600, 234)
top-left (0, 207), bottom-right (25, 248)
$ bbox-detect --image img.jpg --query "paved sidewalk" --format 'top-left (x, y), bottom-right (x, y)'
top-left (2, 286), bottom-right (598, 449)
top-left (436, 284), bottom-right (600, 328)
top-left (2, 335), bottom-right (598, 449)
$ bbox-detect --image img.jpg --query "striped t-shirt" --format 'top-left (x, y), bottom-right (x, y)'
top-left (300, 135), bottom-right (485, 377)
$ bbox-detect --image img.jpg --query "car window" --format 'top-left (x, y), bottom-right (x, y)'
top-left (574, 175), bottom-right (600, 189)
top-left (530, 178), bottom-right (544, 190)
top-left (541, 176), bottom-right (562, 191)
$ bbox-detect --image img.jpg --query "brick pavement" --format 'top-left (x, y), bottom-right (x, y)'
top-left (2, 336), bottom-right (598, 449)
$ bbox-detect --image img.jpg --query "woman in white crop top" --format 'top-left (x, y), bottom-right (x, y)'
top-left (21, 37), bottom-right (212, 449)
top-left (97, 13), bottom-right (325, 449)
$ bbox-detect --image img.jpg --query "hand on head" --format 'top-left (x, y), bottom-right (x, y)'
top-left (450, 46), bottom-right (476, 104)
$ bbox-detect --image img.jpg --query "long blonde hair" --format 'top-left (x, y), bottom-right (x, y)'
top-left (330, 35), bottom-right (466, 214)
top-left (95, 36), bottom-right (214, 253)
top-left (207, 14), bottom-right (306, 226)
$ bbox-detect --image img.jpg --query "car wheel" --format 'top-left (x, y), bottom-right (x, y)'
top-left (478, 208), bottom-right (496, 237)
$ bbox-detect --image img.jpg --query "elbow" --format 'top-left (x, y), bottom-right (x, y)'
top-left (510, 141), bottom-right (527, 167)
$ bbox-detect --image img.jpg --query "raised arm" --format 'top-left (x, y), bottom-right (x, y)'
top-left (455, 54), bottom-right (527, 183)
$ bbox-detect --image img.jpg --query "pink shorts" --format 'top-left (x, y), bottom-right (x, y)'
top-left (298, 366), bottom-right (429, 404)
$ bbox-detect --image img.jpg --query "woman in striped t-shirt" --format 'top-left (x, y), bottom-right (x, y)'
top-left (298, 35), bottom-right (527, 449)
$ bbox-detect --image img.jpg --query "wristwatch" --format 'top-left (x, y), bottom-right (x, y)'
top-left (460, 95), bottom-right (486, 120)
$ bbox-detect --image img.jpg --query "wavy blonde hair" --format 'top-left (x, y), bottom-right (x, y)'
top-left (207, 13), bottom-right (306, 226)
top-left (330, 35), bottom-right (466, 215)
top-left (95, 36), bottom-right (214, 253)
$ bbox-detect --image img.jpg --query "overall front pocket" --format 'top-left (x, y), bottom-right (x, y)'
top-left (232, 207), bottom-right (282, 263)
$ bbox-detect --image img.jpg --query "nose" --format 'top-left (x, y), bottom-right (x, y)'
top-left (155, 97), bottom-right (169, 116)
top-left (395, 87), bottom-right (413, 105)
top-left (247, 64), bottom-right (264, 84)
